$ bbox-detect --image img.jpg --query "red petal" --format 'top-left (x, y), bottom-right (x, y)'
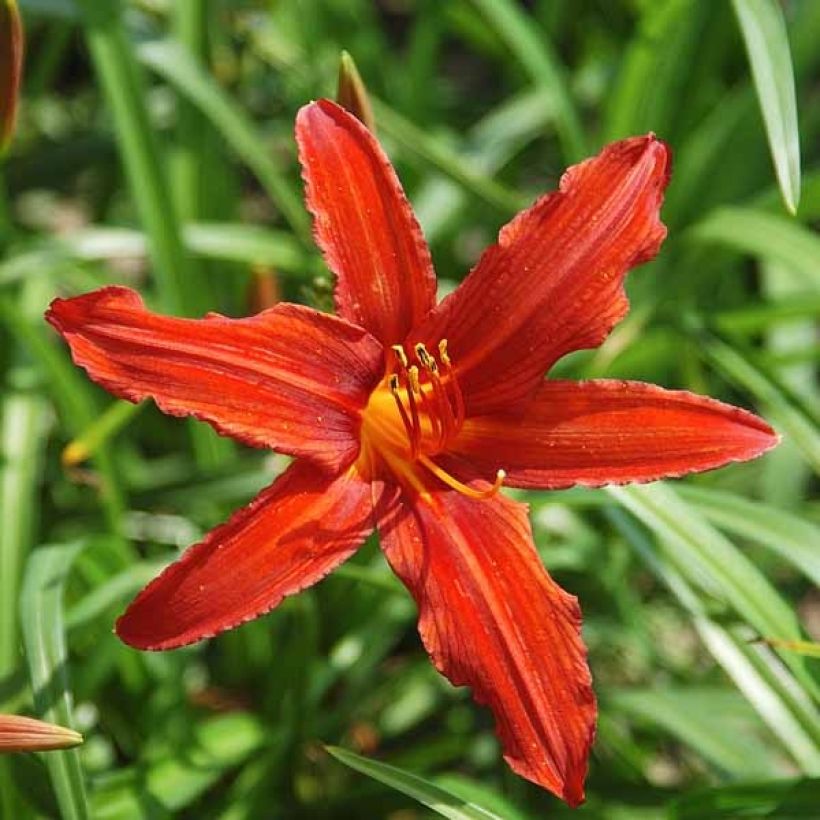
top-left (413, 135), bottom-right (671, 414)
top-left (117, 459), bottom-right (373, 650)
top-left (375, 482), bottom-right (595, 805)
top-left (46, 287), bottom-right (383, 473)
top-left (296, 99), bottom-right (437, 346)
top-left (451, 380), bottom-right (779, 489)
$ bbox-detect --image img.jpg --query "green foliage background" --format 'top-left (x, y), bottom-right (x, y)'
top-left (1, 0), bottom-right (818, 817)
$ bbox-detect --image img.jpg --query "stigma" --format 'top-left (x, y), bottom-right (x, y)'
top-left (359, 339), bottom-right (504, 501)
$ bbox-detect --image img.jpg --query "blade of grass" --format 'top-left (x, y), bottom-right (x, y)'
top-left (692, 328), bottom-right (820, 473)
top-left (136, 39), bottom-right (310, 244)
top-left (603, 0), bottom-right (697, 142)
top-left (33, 223), bottom-right (313, 278)
top-left (62, 400), bottom-right (143, 468)
top-left (607, 483), bottom-right (817, 698)
top-left (0, 297), bottom-right (129, 551)
top-left (731, 0), bottom-right (801, 213)
top-left (677, 485), bottom-right (820, 586)
top-left (372, 100), bottom-right (525, 215)
top-left (671, 778), bottom-right (820, 819)
top-left (609, 506), bottom-right (820, 772)
top-left (20, 542), bottom-right (89, 819)
top-left (0, 391), bottom-right (47, 818)
top-left (325, 746), bottom-right (504, 820)
top-left (73, 0), bottom-right (189, 314)
top-left (608, 687), bottom-right (776, 776)
top-left (468, 0), bottom-right (585, 161)
top-left (687, 206), bottom-right (820, 290)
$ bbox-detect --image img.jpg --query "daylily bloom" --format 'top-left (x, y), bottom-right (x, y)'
top-left (46, 100), bottom-right (778, 805)
top-left (0, 714), bottom-right (83, 753)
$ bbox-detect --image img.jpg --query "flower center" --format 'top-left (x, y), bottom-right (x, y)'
top-left (359, 339), bottom-right (504, 500)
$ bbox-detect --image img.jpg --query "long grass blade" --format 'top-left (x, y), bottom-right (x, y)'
top-left (326, 746), bottom-right (504, 820)
top-left (137, 39), bottom-right (310, 244)
top-left (20, 542), bottom-right (89, 819)
top-left (73, 0), bottom-right (189, 314)
top-left (731, 0), bottom-right (801, 213)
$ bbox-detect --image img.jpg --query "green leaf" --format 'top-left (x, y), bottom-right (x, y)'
top-left (325, 746), bottom-right (504, 820)
top-left (760, 639), bottom-right (820, 659)
top-left (608, 687), bottom-right (777, 776)
top-left (73, 0), bottom-right (189, 315)
top-left (671, 778), bottom-right (820, 819)
top-left (688, 207), bottom-right (820, 291)
top-left (608, 507), bottom-right (820, 773)
top-left (372, 100), bottom-right (525, 215)
top-left (467, 0), bottom-right (585, 161)
top-left (607, 483), bottom-right (817, 698)
top-left (604, 0), bottom-right (696, 142)
top-left (20, 542), bottom-right (89, 820)
top-left (731, 0), bottom-right (801, 214)
top-left (137, 40), bottom-right (311, 244)
top-left (695, 331), bottom-right (820, 474)
top-left (91, 714), bottom-right (266, 817)
top-left (677, 486), bottom-right (820, 586)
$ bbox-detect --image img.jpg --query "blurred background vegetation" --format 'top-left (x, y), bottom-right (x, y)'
top-left (1, 0), bottom-right (819, 817)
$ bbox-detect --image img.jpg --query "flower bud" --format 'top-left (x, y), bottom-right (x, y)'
top-left (0, 715), bottom-right (83, 753)
top-left (336, 51), bottom-right (375, 132)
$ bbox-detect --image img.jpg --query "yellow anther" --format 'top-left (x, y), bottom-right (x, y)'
top-left (414, 343), bottom-right (431, 366)
top-left (408, 365), bottom-right (421, 394)
top-left (438, 339), bottom-right (451, 366)
top-left (391, 344), bottom-right (409, 369)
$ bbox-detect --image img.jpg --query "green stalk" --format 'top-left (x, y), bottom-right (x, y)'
top-left (73, 0), bottom-right (188, 314)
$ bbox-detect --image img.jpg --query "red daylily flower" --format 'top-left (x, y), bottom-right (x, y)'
top-left (46, 100), bottom-right (778, 805)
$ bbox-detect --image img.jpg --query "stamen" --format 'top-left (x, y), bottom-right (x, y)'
top-left (426, 363), bottom-right (457, 449)
top-left (389, 372), bottom-right (421, 458)
top-left (391, 344), bottom-right (409, 369)
top-left (405, 367), bottom-right (421, 458)
top-left (388, 374), bottom-right (415, 452)
top-left (438, 339), bottom-right (451, 366)
top-left (418, 455), bottom-right (506, 500)
top-left (438, 338), bottom-right (465, 428)
top-left (408, 365), bottom-right (421, 395)
top-left (414, 342), bottom-right (431, 368)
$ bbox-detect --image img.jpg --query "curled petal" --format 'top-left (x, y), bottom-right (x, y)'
top-left (117, 459), bottom-right (374, 650)
top-left (414, 135), bottom-right (671, 413)
top-left (297, 99), bottom-right (437, 346)
top-left (0, 715), bottom-right (82, 753)
top-left (46, 287), bottom-right (383, 473)
top-left (375, 481), bottom-right (595, 805)
top-left (451, 380), bottom-right (779, 489)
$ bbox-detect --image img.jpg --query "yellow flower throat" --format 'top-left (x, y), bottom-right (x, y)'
top-left (358, 340), bottom-right (505, 499)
